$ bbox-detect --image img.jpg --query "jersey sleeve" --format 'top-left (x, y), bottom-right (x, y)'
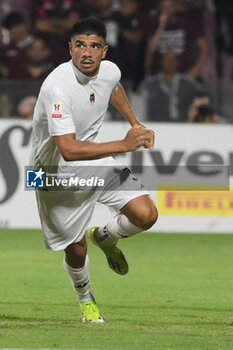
top-left (107, 61), bottom-right (121, 94)
top-left (43, 85), bottom-right (76, 136)
top-left (112, 64), bottom-right (121, 94)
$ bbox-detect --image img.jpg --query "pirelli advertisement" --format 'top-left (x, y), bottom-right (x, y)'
top-left (0, 120), bottom-right (232, 232)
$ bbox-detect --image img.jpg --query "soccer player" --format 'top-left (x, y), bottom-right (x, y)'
top-left (32, 18), bottom-right (158, 323)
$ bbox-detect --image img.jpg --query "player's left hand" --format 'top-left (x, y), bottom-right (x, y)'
top-left (134, 123), bottom-right (155, 150)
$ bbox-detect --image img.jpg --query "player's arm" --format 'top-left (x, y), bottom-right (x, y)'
top-left (110, 83), bottom-right (140, 126)
top-left (54, 125), bottom-right (151, 161)
top-left (110, 83), bottom-right (155, 149)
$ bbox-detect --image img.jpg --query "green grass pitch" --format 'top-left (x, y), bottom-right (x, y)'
top-left (0, 229), bottom-right (233, 350)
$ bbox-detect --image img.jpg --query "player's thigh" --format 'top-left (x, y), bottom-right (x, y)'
top-left (37, 190), bottom-right (97, 250)
top-left (98, 165), bottom-right (149, 211)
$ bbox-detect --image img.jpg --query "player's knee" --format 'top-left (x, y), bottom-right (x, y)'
top-left (71, 242), bottom-right (87, 258)
top-left (137, 205), bottom-right (158, 230)
top-left (65, 239), bottom-right (87, 267)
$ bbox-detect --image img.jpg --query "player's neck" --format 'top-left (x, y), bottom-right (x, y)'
top-left (70, 60), bottom-right (98, 85)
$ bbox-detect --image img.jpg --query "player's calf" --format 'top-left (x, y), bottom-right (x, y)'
top-left (63, 253), bottom-right (104, 322)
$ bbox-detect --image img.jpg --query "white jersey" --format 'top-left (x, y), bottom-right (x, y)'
top-left (31, 59), bottom-right (149, 251)
top-left (32, 59), bottom-right (121, 167)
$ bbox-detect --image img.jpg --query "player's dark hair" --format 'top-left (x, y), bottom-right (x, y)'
top-left (3, 11), bottom-right (25, 30)
top-left (71, 18), bottom-right (107, 42)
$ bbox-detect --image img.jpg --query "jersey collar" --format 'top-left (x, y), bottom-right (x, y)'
top-left (70, 60), bottom-right (97, 85)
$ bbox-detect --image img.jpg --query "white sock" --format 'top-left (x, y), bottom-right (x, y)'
top-left (63, 255), bottom-right (94, 302)
top-left (97, 214), bottom-right (143, 246)
top-left (96, 225), bottom-right (116, 246)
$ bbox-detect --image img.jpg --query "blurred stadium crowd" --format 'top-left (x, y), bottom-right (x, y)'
top-left (0, 0), bottom-right (232, 123)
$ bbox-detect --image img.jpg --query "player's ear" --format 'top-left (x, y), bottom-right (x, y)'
top-left (69, 42), bottom-right (73, 57)
top-left (102, 44), bottom-right (108, 59)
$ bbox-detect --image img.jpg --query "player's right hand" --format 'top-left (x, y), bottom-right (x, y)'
top-left (123, 125), bottom-right (153, 151)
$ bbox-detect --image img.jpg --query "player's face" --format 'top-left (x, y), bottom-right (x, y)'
top-left (69, 34), bottom-right (108, 77)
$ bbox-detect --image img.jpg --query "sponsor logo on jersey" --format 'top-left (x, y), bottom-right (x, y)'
top-left (52, 114), bottom-right (62, 118)
top-left (52, 103), bottom-right (62, 118)
top-left (54, 103), bottom-right (60, 111)
top-left (90, 93), bottom-right (95, 104)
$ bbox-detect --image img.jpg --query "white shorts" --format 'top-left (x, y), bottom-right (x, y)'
top-left (36, 157), bottom-right (149, 251)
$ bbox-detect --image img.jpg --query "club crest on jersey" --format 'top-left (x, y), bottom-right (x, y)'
top-left (52, 103), bottom-right (62, 118)
top-left (90, 93), bottom-right (95, 104)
